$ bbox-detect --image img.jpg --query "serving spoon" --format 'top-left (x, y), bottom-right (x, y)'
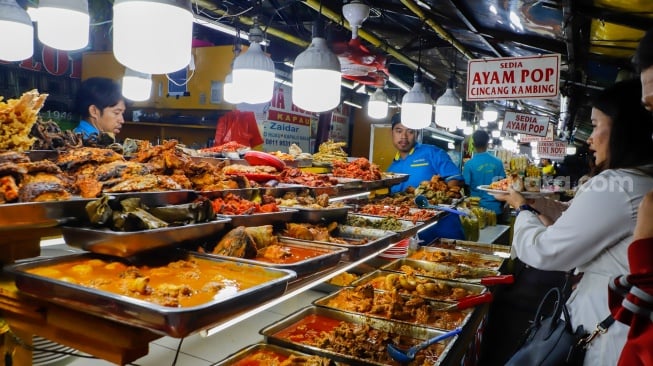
top-left (414, 195), bottom-right (469, 216)
top-left (387, 327), bottom-right (463, 363)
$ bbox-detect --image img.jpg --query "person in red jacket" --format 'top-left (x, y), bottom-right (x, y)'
top-left (213, 110), bottom-right (264, 150)
top-left (608, 27), bottom-right (653, 366)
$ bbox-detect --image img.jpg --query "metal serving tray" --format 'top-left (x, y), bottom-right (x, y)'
top-left (261, 306), bottom-right (456, 366)
top-left (196, 188), bottom-right (257, 200)
top-left (328, 176), bottom-right (364, 190)
top-left (381, 258), bottom-right (500, 283)
top-left (198, 238), bottom-right (347, 276)
top-left (106, 190), bottom-right (195, 207)
top-left (281, 225), bottom-right (397, 261)
top-left (218, 208), bottom-right (297, 227)
top-left (0, 198), bottom-right (94, 231)
top-left (61, 218), bottom-right (231, 257)
top-left (352, 206), bottom-right (442, 225)
top-left (351, 270), bottom-right (486, 302)
top-left (432, 238), bottom-right (511, 258)
top-left (5, 252), bottom-right (295, 338)
top-left (215, 343), bottom-right (327, 365)
top-left (283, 205), bottom-right (351, 224)
top-left (346, 213), bottom-right (425, 240)
top-left (408, 247), bottom-right (505, 271)
top-left (313, 287), bottom-right (473, 331)
top-left (381, 173), bottom-right (410, 187)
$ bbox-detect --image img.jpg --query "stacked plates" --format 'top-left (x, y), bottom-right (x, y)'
top-left (32, 336), bottom-right (76, 366)
top-left (377, 238), bottom-right (410, 259)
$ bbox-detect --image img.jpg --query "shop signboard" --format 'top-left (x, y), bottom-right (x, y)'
top-left (328, 105), bottom-right (350, 144)
top-left (537, 141), bottom-right (566, 159)
top-left (519, 124), bottom-right (554, 143)
top-left (263, 84), bottom-right (315, 152)
top-left (503, 111), bottom-right (549, 136)
top-left (466, 54), bottom-right (561, 101)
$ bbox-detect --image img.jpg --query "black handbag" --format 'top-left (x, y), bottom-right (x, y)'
top-left (505, 286), bottom-right (588, 366)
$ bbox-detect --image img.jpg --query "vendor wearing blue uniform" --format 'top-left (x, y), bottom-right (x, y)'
top-left (387, 113), bottom-right (465, 242)
top-left (463, 129), bottom-right (506, 215)
top-left (73, 77), bottom-right (126, 138)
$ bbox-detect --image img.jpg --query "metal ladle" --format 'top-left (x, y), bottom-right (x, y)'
top-left (414, 195), bottom-right (469, 216)
top-left (387, 327), bottom-right (463, 363)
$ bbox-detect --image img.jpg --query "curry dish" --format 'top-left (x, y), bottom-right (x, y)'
top-left (27, 257), bottom-right (281, 307)
top-left (232, 350), bottom-right (332, 366)
top-left (409, 249), bottom-right (502, 270)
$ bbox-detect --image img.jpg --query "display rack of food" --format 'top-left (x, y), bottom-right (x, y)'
top-left (381, 259), bottom-right (502, 283)
top-left (311, 140), bottom-right (348, 166)
top-left (5, 252), bottom-right (296, 337)
top-left (215, 343), bottom-right (332, 366)
top-left (261, 306), bottom-right (456, 366)
top-left (355, 203), bottom-right (440, 223)
top-left (346, 213), bottom-right (425, 239)
top-left (408, 248), bottom-right (504, 271)
top-left (431, 238), bottom-right (511, 258)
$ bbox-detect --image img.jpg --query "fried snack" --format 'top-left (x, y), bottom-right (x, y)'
top-left (312, 140), bottom-right (348, 164)
top-left (0, 89), bottom-right (48, 151)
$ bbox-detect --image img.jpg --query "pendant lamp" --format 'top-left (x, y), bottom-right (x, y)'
top-left (223, 72), bottom-right (243, 104)
top-left (292, 16), bottom-right (341, 112)
top-left (113, 0), bottom-right (193, 75)
top-left (435, 77), bottom-right (462, 130)
top-left (0, 0), bottom-right (33, 61)
top-left (368, 88), bottom-right (388, 119)
top-left (232, 22), bottom-right (275, 104)
top-left (401, 72), bottom-right (433, 129)
top-left (36, 0), bottom-right (89, 50)
top-left (483, 104), bottom-right (498, 122)
top-left (122, 68), bottom-right (152, 102)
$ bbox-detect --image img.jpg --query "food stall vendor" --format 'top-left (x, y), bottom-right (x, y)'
top-left (73, 77), bottom-right (126, 138)
top-left (387, 114), bottom-right (465, 242)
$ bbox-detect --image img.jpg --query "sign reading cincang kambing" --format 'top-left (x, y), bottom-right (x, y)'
top-left (466, 54), bottom-right (561, 101)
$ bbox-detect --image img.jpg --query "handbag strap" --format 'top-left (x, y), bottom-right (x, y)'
top-left (577, 315), bottom-right (615, 349)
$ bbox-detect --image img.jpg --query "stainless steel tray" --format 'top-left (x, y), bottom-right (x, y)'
top-left (313, 287), bottom-right (473, 331)
top-left (197, 238), bottom-right (347, 276)
top-left (0, 198), bottom-right (93, 231)
top-left (351, 270), bottom-right (486, 302)
top-left (215, 343), bottom-right (326, 365)
top-left (408, 247), bottom-right (505, 271)
top-left (381, 258), bottom-right (500, 283)
top-left (346, 213), bottom-right (425, 240)
top-left (196, 188), bottom-right (257, 200)
top-left (218, 208), bottom-right (297, 227)
top-left (260, 306), bottom-right (456, 366)
top-left (106, 190), bottom-right (195, 207)
top-left (328, 176), bottom-right (363, 190)
top-left (352, 206), bottom-right (442, 225)
top-left (281, 225), bottom-right (397, 261)
top-left (260, 183), bottom-right (310, 198)
top-left (432, 238), bottom-right (511, 258)
top-left (61, 218), bottom-right (231, 257)
top-left (5, 252), bottom-right (295, 337)
top-left (381, 173), bottom-right (410, 187)
top-left (283, 205), bottom-right (351, 224)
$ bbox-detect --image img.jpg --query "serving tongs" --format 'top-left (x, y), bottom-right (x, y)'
top-left (387, 327), bottom-right (463, 363)
top-left (414, 195), bottom-right (468, 216)
top-left (432, 292), bottom-right (494, 311)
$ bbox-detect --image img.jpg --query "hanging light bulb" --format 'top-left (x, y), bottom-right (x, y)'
top-left (36, 0), bottom-right (89, 50)
top-left (435, 77), bottom-right (462, 130)
top-left (491, 129), bottom-right (501, 138)
top-left (292, 19), bottom-right (341, 112)
top-left (232, 21), bottom-right (275, 104)
top-left (113, 0), bottom-right (193, 74)
top-left (483, 104), bottom-right (498, 122)
top-left (122, 68), bottom-right (152, 102)
top-left (342, 0), bottom-right (369, 40)
top-left (368, 88), bottom-right (388, 119)
top-left (0, 0), bottom-right (33, 61)
top-left (479, 119), bottom-right (488, 128)
top-left (463, 126), bottom-right (473, 135)
top-left (566, 142), bottom-right (577, 155)
top-left (223, 72), bottom-right (243, 104)
top-left (401, 72), bottom-right (432, 129)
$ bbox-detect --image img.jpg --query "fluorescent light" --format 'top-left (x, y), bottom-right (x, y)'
top-left (435, 87), bottom-right (462, 130)
top-left (483, 104), bottom-right (498, 122)
top-left (35, 0), bottom-right (89, 51)
top-left (233, 42), bottom-right (275, 104)
top-left (368, 88), bottom-right (388, 119)
top-left (344, 100), bottom-right (362, 109)
top-left (0, 0), bottom-right (33, 61)
top-left (193, 15), bottom-right (269, 46)
top-left (293, 35), bottom-right (341, 112)
top-left (401, 80), bottom-right (433, 129)
top-left (122, 68), bottom-right (152, 101)
top-left (223, 72), bottom-right (242, 104)
top-left (388, 74), bottom-right (411, 92)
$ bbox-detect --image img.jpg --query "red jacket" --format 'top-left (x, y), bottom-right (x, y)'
top-left (213, 110), bottom-right (264, 148)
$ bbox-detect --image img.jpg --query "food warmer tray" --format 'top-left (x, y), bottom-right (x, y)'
top-left (381, 258), bottom-right (500, 283)
top-left (196, 238), bottom-right (348, 276)
top-left (282, 205), bottom-right (352, 224)
top-left (217, 208), bottom-right (297, 227)
top-left (215, 343), bottom-right (324, 365)
top-left (358, 173), bottom-right (410, 190)
top-left (313, 288), bottom-right (474, 331)
top-left (261, 183), bottom-right (341, 198)
top-left (432, 238), bottom-right (511, 258)
top-left (351, 207), bottom-right (443, 226)
top-left (260, 305), bottom-right (457, 366)
top-left (327, 176), bottom-right (363, 190)
top-left (196, 188), bottom-right (258, 200)
top-left (0, 198), bottom-right (94, 231)
top-left (346, 213), bottom-right (426, 240)
top-left (5, 252), bottom-right (295, 338)
top-left (281, 225), bottom-right (397, 261)
top-left (61, 218), bottom-right (231, 257)
top-left (106, 190), bottom-right (195, 207)
top-left (408, 247), bottom-right (505, 271)
top-left (351, 270), bottom-right (486, 302)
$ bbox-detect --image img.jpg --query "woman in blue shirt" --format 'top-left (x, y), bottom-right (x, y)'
top-left (73, 77), bottom-right (126, 138)
top-left (387, 114), bottom-right (465, 242)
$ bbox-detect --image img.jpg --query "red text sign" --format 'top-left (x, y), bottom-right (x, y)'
top-left (503, 111), bottom-right (549, 136)
top-left (537, 141), bottom-right (566, 159)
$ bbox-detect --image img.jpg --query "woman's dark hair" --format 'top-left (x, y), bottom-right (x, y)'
top-left (75, 77), bottom-right (123, 119)
top-left (591, 78), bottom-right (653, 174)
top-left (634, 28), bottom-right (653, 72)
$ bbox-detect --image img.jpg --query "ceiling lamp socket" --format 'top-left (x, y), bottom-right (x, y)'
top-left (342, 0), bottom-right (369, 39)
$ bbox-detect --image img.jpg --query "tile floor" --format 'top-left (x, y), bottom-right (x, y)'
top-left (47, 290), bottom-right (325, 366)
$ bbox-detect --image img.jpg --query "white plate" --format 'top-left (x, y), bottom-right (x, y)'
top-left (477, 185), bottom-right (555, 198)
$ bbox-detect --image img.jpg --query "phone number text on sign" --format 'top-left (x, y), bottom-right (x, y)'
top-left (466, 54), bottom-right (561, 101)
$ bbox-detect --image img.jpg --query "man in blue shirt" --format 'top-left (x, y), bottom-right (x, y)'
top-left (387, 113), bottom-right (465, 242)
top-left (73, 77), bottom-right (126, 138)
top-left (463, 129), bottom-right (506, 215)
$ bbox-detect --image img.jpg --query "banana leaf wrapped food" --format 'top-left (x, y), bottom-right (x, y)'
top-left (85, 194), bottom-right (113, 225)
top-left (211, 225), bottom-right (277, 258)
top-left (149, 196), bottom-right (214, 225)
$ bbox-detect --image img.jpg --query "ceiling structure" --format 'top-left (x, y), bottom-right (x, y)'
top-left (190, 0), bottom-right (653, 144)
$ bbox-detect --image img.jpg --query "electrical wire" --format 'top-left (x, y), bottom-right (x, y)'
top-left (170, 338), bottom-right (184, 366)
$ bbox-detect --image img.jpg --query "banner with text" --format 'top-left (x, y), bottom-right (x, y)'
top-left (520, 124), bottom-right (555, 143)
top-left (537, 141), bottom-right (567, 159)
top-left (466, 54), bottom-right (561, 101)
top-left (328, 104), bottom-right (350, 144)
top-left (263, 84), bottom-right (315, 152)
top-left (503, 111), bottom-right (549, 136)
